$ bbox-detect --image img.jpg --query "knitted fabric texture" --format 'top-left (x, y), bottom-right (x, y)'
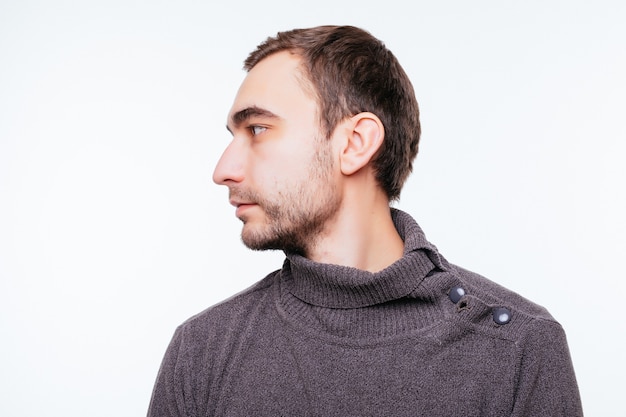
top-left (148, 209), bottom-right (583, 417)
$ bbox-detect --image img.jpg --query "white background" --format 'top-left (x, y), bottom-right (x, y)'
top-left (1, 1), bottom-right (624, 416)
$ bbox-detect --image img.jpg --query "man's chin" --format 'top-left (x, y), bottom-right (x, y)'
top-left (240, 226), bottom-right (301, 253)
top-left (240, 224), bottom-right (272, 251)
top-left (241, 236), bottom-right (280, 252)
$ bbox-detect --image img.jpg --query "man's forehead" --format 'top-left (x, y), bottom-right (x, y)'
top-left (237, 52), bottom-right (315, 99)
top-left (226, 52), bottom-right (317, 127)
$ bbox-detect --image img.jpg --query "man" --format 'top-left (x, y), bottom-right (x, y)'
top-left (148, 26), bottom-right (582, 416)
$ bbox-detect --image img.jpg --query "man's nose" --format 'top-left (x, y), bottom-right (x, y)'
top-left (212, 140), bottom-right (245, 185)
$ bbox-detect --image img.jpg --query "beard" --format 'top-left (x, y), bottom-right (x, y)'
top-left (230, 142), bottom-right (340, 255)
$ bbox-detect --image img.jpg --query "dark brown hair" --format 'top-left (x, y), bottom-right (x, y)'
top-left (244, 25), bottom-right (421, 201)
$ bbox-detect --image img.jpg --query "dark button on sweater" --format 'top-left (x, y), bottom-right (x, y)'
top-left (448, 286), bottom-right (465, 304)
top-left (492, 307), bottom-right (512, 325)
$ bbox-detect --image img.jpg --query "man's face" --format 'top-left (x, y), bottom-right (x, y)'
top-left (213, 51), bottom-right (341, 255)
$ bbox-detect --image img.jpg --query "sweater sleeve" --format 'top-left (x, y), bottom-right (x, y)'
top-left (511, 319), bottom-right (583, 416)
top-left (147, 327), bottom-right (190, 417)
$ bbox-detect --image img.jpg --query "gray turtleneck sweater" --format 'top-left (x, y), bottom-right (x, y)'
top-left (147, 209), bottom-right (583, 416)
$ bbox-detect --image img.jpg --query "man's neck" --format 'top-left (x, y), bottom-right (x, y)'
top-left (306, 192), bottom-right (405, 273)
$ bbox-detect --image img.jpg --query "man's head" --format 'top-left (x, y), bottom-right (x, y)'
top-left (244, 25), bottom-right (421, 201)
top-left (213, 26), bottom-right (420, 255)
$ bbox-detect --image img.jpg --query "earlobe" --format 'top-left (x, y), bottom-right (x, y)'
top-left (339, 112), bottom-right (384, 176)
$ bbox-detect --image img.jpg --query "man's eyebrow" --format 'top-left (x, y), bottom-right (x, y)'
top-left (227, 106), bottom-right (280, 132)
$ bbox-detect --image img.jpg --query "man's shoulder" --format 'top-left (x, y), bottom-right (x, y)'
top-left (451, 264), bottom-right (553, 319)
top-left (445, 263), bottom-right (564, 344)
top-left (177, 269), bottom-right (281, 336)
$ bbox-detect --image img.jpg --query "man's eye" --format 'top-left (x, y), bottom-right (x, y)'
top-left (250, 125), bottom-right (267, 136)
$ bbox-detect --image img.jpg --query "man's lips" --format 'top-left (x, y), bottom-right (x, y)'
top-left (229, 199), bottom-right (256, 207)
top-left (230, 200), bottom-right (258, 217)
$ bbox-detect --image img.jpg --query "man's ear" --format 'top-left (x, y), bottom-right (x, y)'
top-left (339, 112), bottom-right (385, 176)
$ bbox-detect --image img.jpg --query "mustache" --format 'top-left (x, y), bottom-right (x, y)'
top-left (228, 187), bottom-right (284, 219)
top-left (229, 188), bottom-right (262, 205)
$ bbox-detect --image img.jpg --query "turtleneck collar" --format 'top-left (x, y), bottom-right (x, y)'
top-left (284, 209), bottom-right (448, 308)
